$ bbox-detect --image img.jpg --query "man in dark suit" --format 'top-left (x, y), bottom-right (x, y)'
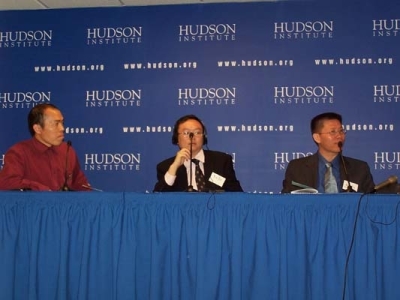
top-left (153, 114), bottom-right (243, 192)
top-left (282, 112), bottom-right (375, 193)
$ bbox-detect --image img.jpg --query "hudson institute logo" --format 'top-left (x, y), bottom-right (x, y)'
top-left (274, 151), bottom-right (313, 170)
top-left (274, 21), bottom-right (333, 40)
top-left (274, 86), bottom-right (334, 105)
top-left (84, 153), bottom-right (141, 171)
top-left (87, 26), bottom-right (142, 45)
top-left (0, 91), bottom-right (51, 109)
top-left (86, 89), bottom-right (141, 107)
top-left (178, 87), bottom-right (237, 106)
top-left (178, 24), bottom-right (236, 42)
top-left (0, 29), bottom-right (52, 48)
top-left (372, 19), bottom-right (400, 37)
top-left (374, 152), bottom-right (400, 170)
top-left (373, 84), bottom-right (400, 103)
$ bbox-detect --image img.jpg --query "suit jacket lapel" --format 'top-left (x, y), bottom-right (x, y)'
top-left (306, 153), bottom-right (319, 189)
top-left (203, 151), bottom-right (212, 181)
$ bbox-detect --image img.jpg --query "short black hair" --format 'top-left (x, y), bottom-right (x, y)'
top-left (27, 103), bottom-right (59, 136)
top-left (310, 112), bottom-right (342, 134)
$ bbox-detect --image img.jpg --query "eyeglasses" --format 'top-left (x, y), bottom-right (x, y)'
top-left (178, 130), bottom-right (204, 137)
top-left (319, 129), bottom-right (347, 136)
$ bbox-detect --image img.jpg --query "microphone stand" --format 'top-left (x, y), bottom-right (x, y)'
top-left (338, 142), bottom-right (354, 192)
top-left (187, 133), bottom-right (195, 192)
top-left (61, 141), bottom-right (71, 191)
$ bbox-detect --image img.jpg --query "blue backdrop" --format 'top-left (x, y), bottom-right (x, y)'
top-left (0, 0), bottom-right (399, 192)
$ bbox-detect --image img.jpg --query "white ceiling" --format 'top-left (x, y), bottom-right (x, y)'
top-left (0, 0), bottom-right (275, 11)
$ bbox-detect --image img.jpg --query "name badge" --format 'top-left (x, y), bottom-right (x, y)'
top-left (343, 180), bottom-right (359, 192)
top-left (208, 172), bottom-right (226, 187)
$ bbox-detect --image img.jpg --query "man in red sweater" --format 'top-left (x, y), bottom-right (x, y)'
top-left (0, 103), bottom-right (90, 191)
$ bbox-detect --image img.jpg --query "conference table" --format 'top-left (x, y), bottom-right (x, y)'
top-left (0, 192), bottom-right (399, 300)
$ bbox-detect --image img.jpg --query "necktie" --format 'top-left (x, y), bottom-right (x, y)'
top-left (192, 159), bottom-right (206, 192)
top-left (324, 162), bottom-right (338, 193)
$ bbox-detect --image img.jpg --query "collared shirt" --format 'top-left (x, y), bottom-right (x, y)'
top-left (317, 153), bottom-right (341, 193)
top-left (0, 138), bottom-right (89, 191)
top-left (164, 149), bottom-right (205, 190)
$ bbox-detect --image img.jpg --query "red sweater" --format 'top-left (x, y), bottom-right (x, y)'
top-left (0, 138), bottom-right (89, 191)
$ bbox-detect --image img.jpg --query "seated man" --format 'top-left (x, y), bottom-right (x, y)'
top-left (153, 114), bottom-right (243, 192)
top-left (282, 112), bottom-right (375, 193)
top-left (0, 103), bottom-right (90, 191)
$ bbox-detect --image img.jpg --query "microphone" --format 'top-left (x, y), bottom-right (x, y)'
top-left (370, 175), bottom-right (398, 193)
top-left (338, 141), bottom-right (354, 192)
top-left (61, 140), bottom-right (72, 191)
top-left (187, 132), bottom-right (195, 192)
top-left (82, 184), bottom-right (103, 192)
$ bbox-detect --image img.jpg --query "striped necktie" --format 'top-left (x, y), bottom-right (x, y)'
top-left (192, 159), bottom-right (206, 192)
top-left (324, 162), bottom-right (338, 193)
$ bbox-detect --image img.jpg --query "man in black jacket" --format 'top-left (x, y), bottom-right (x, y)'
top-left (282, 112), bottom-right (375, 193)
top-left (154, 114), bottom-right (243, 192)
